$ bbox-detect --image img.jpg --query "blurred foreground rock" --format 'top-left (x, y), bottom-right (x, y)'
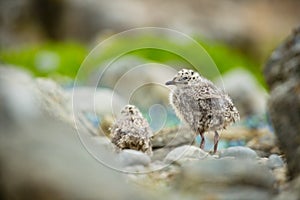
top-left (0, 66), bottom-right (150, 199)
top-left (175, 159), bottom-right (275, 200)
top-left (1, 66), bottom-right (103, 136)
top-left (274, 176), bottom-right (300, 200)
top-left (264, 27), bottom-right (300, 179)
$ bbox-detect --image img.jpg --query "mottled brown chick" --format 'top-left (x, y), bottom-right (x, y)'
top-left (110, 105), bottom-right (152, 155)
top-left (166, 69), bottom-right (239, 153)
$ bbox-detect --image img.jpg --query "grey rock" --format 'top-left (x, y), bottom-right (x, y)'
top-left (175, 159), bottom-right (275, 200)
top-left (264, 27), bottom-right (300, 89)
top-left (117, 149), bottom-right (151, 167)
top-left (219, 146), bottom-right (257, 159)
top-left (0, 66), bottom-right (39, 124)
top-left (268, 154), bottom-right (284, 169)
top-left (215, 68), bottom-right (268, 117)
top-left (89, 56), bottom-right (176, 109)
top-left (152, 126), bottom-right (194, 148)
top-left (69, 87), bottom-right (126, 117)
top-left (36, 78), bottom-right (101, 136)
top-left (273, 175), bottom-right (300, 200)
top-left (264, 27), bottom-right (300, 179)
top-left (0, 70), bottom-right (149, 199)
top-left (89, 136), bottom-right (115, 151)
top-left (164, 145), bottom-right (210, 164)
top-left (35, 78), bottom-right (72, 123)
top-left (0, 67), bottom-right (102, 136)
top-left (152, 147), bottom-right (174, 161)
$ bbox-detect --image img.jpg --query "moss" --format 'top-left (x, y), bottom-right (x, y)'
top-left (0, 35), bottom-right (264, 86)
top-left (0, 41), bottom-right (87, 79)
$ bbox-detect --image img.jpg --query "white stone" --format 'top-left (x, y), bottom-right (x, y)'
top-left (164, 145), bottom-right (210, 164)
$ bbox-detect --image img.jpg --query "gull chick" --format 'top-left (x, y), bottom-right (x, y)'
top-left (166, 69), bottom-right (239, 153)
top-left (110, 105), bottom-right (153, 155)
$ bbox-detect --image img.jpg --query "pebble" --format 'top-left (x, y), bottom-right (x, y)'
top-left (117, 149), bottom-right (151, 167)
top-left (219, 146), bottom-right (257, 159)
top-left (164, 145), bottom-right (210, 164)
top-left (267, 154), bottom-right (284, 169)
top-left (175, 159), bottom-right (275, 200)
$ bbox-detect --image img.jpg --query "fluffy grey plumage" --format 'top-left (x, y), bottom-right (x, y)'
top-left (166, 69), bottom-right (239, 153)
top-left (110, 105), bottom-right (153, 155)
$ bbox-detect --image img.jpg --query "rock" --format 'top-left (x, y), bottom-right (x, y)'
top-left (152, 147), bottom-right (174, 161)
top-left (215, 68), bottom-right (268, 117)
top-left (272, 167), bottom-right (287, 190)
top-left (70, 86), bottom-right (128, 136)
top-left (117, 149), bottom-right (151, 167)
top-left (0, 66), bottom-right (106, 136)
top-left (69, 86), bottom-right (127, 117)
top-left (152, 127), bottom-right (194, 149)
top-left (89, 136), bottom-right (115, 151)
top-left (0, 70), bottom-right (149, 199)
top-left (164, 145), bottom-right (210, 164)
top-left (0, 66), bottom-right (39, 123)
top-left (219, 146), bottom-right (258, 159)
top-left (88, 56), bottom-right (176, 109)
top-left (264, 27), bottom-right (300, 89)
top-left (246, 128), bottom-right (279, 156)
top-left (151, 127), bottom-right (195, 162)
top-left (35, 78), bottom-right (100, 136)
top-left (264, 27), bottom-right (300, 179)
top-left (175, 159), bottom-right (275, 200)
top-left (273, 175), bottom-right (300, 200)
top-left (267, 154), bottom-right (284, 170)
top-left (35, 78), bottom-right (72, 123)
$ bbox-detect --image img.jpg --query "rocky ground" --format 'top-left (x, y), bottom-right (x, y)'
top-left (0, 65), bottom-right (287, 200)
top-left (1, 27), bottom-right (300, 200)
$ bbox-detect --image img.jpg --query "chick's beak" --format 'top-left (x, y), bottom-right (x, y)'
top-left (165, 80), bottom-right (175, 85)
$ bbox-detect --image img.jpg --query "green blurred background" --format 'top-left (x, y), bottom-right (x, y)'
top-left (1, 0), bottom-right (300, 88)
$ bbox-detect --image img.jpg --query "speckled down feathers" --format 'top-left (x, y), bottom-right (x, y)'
top-left (168, 69), bottom-right (239, 134)
top-left (110, 105), bottom-right (152, 155)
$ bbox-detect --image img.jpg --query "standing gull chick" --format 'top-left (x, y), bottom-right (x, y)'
top-left (110, 105), bottom-right (153, 155)
top-left (165, 69), bottom-right (239, 153)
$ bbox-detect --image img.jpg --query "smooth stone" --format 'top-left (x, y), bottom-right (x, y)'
top-left (215, 68), bottom-right (267, 117)
top-left (273, 175), bottom-right (300, 200)
top-left (219, 146), bottom-right (257, 159)
top-left (268, 154), bottom-right (284, 169)
top-left (117, 149), bottom-right (151, 167)
top-left (176, 159), bottom-right (275, 192)
top-left (164, 145), bottom-right (210, 164)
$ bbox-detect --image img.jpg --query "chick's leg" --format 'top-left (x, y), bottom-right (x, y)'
top-left (213, 131), bottom-right (219, 154)
top-left (199, 130), bottom-right (205, 150)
